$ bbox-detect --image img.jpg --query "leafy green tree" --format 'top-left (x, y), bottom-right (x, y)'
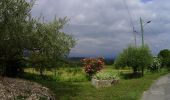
top-left (115, 45), bottom-right (153, 76)
top-left (29, 18), bottom-right (76, 76)
top-left (158, 49), bottom-right (170, 67)
top-left (0, 0), bottom-right (34, 76)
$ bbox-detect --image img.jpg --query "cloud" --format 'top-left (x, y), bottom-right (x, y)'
top-left (31, 0), bottom-right (170, 58)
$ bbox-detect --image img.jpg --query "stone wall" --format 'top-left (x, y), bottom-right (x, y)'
top-left (91, 78), bottom-right (118, 88)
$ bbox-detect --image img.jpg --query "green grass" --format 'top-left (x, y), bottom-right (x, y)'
top-left (24, 67), bottom-right (88, 82)
top-left (34, 71), bottom-right (167, 100)
top-left (22, 66), bottom-right (169, 100)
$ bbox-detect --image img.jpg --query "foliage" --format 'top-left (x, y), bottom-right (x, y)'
top-left (104, 59), bottom-right (114, 65)
top-left (114, 45), bottom-right (153, 76)
top-left (29, 17), bottom-right (76, 59)
top-left (158, 49), bottom-right (170, 67)
top-left (28, 17), bottom-right (76, 76)
top-left (0, 0), bottom-right (34, 76)
top-left (148, 57), bottom-right (161, 72)
top-left (93, 70), bottom-right (119, 80)
top-left (0, 0), bottom-right (76, 77)
top-left (24, 67), bottom-right (88, 82)
top-left (81, 57), bottom-right (104, 78)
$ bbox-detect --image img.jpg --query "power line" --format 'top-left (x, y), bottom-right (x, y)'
top-left (145, 25), bottom-right (157, 35)
top-left (144, 37), bottom-right (160, 55)
top-left (123, 0), bottom-right (134, 28)
top-left (122, 0), bottom-right (137, 46)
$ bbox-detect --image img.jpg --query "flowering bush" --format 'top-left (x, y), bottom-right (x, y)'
top-left (148, 57), bottom-right (161, 72)
top-left (81, 57), bottom-right (104, 78)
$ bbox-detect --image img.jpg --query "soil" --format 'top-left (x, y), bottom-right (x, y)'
top-left (0, 77), bottom-right (55, 100)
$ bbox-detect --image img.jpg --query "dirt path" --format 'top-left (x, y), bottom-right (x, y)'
top-left (141, 74), bottom-right (170, 100)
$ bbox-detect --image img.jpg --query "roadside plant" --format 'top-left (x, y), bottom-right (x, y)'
top-left (81, 57), bottom-right (104, 79)
top-left (148, 57), bottom-right (161, 72)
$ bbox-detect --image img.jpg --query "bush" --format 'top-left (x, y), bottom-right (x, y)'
top-left (148, 57), bottom-right (161, 72)
top-left (81, 57), bottom-right (104, 78)
top-left (93, 70), bottom-right (119, 80)
top-left (114, 45), bottom-right (153, 76)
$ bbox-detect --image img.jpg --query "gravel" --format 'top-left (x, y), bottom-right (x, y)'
top-left (0, 77), bottom-right (55, 100)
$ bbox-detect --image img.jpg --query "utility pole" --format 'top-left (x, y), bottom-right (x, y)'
top-left (133, 27), bottom-right (137, 47)
top-left (140, 17), bottom-right (144, 77)
top-left (139, 17), bottom-right (151, 76)
top-left (140, 17), bottom-right (144, 46)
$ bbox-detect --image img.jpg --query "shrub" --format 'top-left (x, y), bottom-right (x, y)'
top-left (81, 57), bottom-right (104, 78)
top-left (93, 71), bottom-right (119, 80)
top-left (148, 57), bottom-right (161, 72)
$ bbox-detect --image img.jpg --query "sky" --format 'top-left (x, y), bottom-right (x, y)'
top-left (31, 0), bottom-right (170, 58)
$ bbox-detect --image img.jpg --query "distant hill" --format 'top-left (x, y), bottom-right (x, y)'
top-left (68, 57), bottom-right (115, 65)
top-left (68, 57), bottom-right (85, 62)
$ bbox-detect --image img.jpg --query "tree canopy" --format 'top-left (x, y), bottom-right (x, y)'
top-left (158, 49), bottom-right (170, 67)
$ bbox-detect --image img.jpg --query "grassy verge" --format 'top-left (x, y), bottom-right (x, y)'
top-left (21, 67), bottom-right (169, 100)
top-left (24, 67), bottom-right (88, 82)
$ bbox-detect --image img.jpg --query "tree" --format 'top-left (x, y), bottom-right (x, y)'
top-left (0, 0), bottom-right (35, 76)
top-left (114, 45), bottom-right (153, 76)
top-left (158, 49), bottom-right (170, 67)
top-left (0, 0), bottom-right (76, 77)
top-left (29, 18), bottom-right (76, 76)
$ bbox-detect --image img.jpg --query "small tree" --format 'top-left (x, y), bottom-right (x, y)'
top-left (158, 49), bottom-right (170, 67)
top-left (115, 45), bottom-right (153, 76)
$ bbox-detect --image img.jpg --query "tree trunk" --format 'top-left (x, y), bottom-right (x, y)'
top-left (40, 68), bottom-right (43, 76)
top-left (141, 67), bottom-right (144, 77)
top-left (133, 68), bottom-right (137, 74)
